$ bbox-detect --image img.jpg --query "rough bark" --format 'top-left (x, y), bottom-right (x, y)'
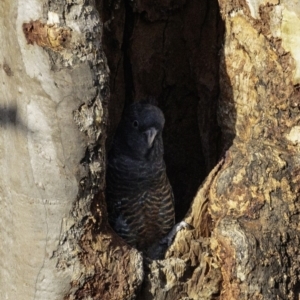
top-left (99, 0), bottom-right (224, 299)
top-left (2, 0), bottom-right (300, 299)
top-left (210, 1), bottom-right (300, 299)
top-left (2, 0), bottom-right (223, 298)
top-left (98, 0), bottom-right (300, 299)
top-left (0, 0), bottom-right (123, 299)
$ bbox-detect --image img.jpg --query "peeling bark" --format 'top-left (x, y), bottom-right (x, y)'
top-left (98, 0), bottom-right (224, 298)
top-left (0, 0), bottom-right (111, 298)
top-left (23, 20), bottom-right (71, 51)
top-left (210, 1), bottom-right (300, 299)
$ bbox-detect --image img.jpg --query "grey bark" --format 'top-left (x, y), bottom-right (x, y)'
top-left (0, 0), bottom-right (109, 299)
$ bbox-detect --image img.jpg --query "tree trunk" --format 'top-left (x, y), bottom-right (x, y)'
top-left (210, 1), bottom-right (300, 299)
top-left (0, 0), bottom-right (115, 299)
top-left (1, 0), bottom-right (300, 299)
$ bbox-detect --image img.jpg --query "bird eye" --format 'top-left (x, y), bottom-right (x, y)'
top-left (132, 120), bottom-right (139, 128)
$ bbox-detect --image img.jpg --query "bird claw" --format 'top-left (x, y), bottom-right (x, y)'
top-left (160, 221), bottom-right (193, 246)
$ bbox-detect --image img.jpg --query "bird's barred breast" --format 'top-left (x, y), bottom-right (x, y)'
top-left (106, 156), bottom-right (174, 250)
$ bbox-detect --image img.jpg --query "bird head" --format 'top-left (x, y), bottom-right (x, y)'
top-left (113, 102), bottom-right (165, 160)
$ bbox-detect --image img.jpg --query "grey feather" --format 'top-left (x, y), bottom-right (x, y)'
top-left (106, 102), bottom-right (175, 255)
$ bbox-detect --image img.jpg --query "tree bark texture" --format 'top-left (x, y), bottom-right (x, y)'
top-left (98, 0), bottom-right (300, 299)
top-left (98, 0), bottom-right (224, 299)
top-left (1, 0), bottom-right (300, 299)
top-left (211, 0), bottom-right (300, 299)
top-left (0, 0), bottom-right (115, 299)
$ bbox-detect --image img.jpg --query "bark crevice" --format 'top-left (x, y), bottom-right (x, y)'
top-left (97, 0), bottom-right (225, 298)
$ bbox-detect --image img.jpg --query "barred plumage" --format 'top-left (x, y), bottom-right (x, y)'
top-left (106, 102), bottom-right (175, 254)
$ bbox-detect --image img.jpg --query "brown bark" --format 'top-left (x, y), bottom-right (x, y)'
top-left (73, 0), bottom-right (224, 299)
top-left (6, 0), bottom-right (298, 298)
top-left (93, 0), bottom-right (300, 299)
top-left (88, 0), bottom-right (224, 299)
top-left (209, 2), bottom-right (300, 299)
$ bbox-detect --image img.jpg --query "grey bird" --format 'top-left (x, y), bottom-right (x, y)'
top-left (106, 102), bottom-right (175, 255)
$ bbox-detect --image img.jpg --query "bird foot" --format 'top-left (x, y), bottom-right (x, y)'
top-left (160, 221), bottom-right (193, 246)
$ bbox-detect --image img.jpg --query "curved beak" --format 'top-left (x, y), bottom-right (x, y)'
top-left (145, 127), bottom-right (158, 147)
